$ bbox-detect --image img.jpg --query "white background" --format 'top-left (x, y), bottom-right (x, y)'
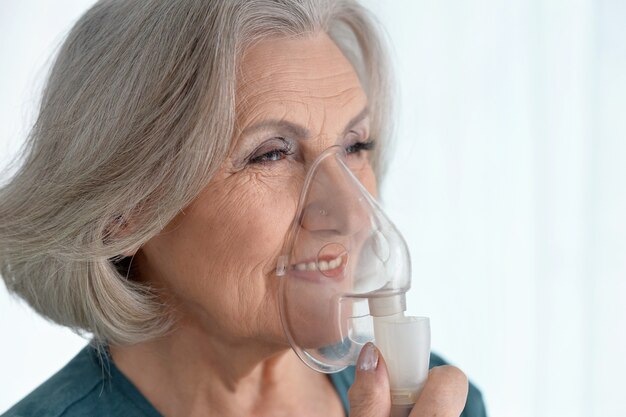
top-left (1, 1), bottom-right (625, 416)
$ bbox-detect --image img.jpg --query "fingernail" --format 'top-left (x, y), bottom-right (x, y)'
top-left (358, 342), bottom-right (379, 372)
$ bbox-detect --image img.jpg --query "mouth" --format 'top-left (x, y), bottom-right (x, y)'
top-left (290, 252), bottom-right (347, 281)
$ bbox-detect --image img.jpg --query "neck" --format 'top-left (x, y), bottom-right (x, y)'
top-left (109, 318), bottom-right (340, 417)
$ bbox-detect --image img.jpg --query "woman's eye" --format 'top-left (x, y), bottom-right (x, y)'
top-left (250, 149), bottom-right (290, 164)
top-left (248, 139), bottom-right (294, 165)
top-left (346, 139), bottom-right (376, 155)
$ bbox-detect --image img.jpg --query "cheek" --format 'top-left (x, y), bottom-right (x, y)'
top-left (142, 171), bottom-right (300, 328)
top-left (186, 174), bottom-right (297, 282)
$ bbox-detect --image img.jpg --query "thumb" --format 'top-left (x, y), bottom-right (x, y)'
top-left (348, 342), bottom-right (391, 417)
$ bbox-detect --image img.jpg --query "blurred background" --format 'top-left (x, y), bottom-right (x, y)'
top-left (1, 1), bottom-right (625, 416)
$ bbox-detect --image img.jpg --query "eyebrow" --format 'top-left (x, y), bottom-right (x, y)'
top-left (239, 106), bottom-right (370, 140)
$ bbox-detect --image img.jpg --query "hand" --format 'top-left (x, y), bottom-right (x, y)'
top-left (348, 342), bottom-right (468, 417)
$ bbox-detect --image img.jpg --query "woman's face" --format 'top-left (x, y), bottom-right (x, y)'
top-left (136, 32), bottom-right (377, 347)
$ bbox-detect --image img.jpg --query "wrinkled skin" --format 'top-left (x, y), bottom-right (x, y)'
top-left (110, 31), bottom-right (469, 417)
top-left (111, 32), bottom-right (372, 417)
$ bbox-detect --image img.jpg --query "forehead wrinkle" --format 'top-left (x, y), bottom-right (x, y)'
top-left (242, 45), bottom-right (355, 73)
top-left (304, 86), bottom-right (364, 101)
top-left (278, 68), bottom-right (358, 84)
top-left (238, 78), bottom-right (359, 100)
top-left (235, 91), bottom-right (368, 141)
top-left (238, 33), bottom-right (359, 81)
top-left (237, 83), bottom-right (363, 116)
top-left (235, 89), bottom-right (291, 119)
top-left (235, 98), bottom-right (305, 133)
top-left (236, 57), bottom-right (355, 84)
top-left (233, 100), bottom-right (292, 135)
top-left (236, 41), bottom-right (364, 108)
top-left (233, 33), bottom-right (369, 148)
top-left (237, 59), bottom-right (359, 92)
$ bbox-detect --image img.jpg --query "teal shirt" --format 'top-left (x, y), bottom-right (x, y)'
top-left (2, 345), bottom-right (486, 416)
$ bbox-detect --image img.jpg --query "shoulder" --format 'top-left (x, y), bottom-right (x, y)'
top-left (2, 346), bottom-right (99, 417)
top-left (1, 345), bottom-right (145, 417)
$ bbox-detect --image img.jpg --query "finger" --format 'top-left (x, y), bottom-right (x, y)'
top-left (348, 342), bottom-right (391, 417)
top-left (409, 365), bottom-right (468, 417)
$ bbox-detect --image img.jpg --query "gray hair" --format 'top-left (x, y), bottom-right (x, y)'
top-left (0, 0), bottom-right (394, 345)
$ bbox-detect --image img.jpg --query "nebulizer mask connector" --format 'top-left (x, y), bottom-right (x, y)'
top-left (277, 146), bottom-right (430, 416)
top-left (370, 293), bottom-right (431, 417)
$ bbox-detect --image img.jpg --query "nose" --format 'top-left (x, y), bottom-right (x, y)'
top-left (299, 149), bottom-right (371, 237)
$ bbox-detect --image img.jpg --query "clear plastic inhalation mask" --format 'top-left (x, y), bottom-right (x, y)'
top-left (276, 146), bottom-right (430, 408)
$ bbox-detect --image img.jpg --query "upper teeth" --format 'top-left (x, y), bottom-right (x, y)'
top-left (293, 254), bottom-right (343, 272)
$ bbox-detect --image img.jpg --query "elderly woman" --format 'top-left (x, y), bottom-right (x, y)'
top-left (0, 1), bottom-right (486, 416)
